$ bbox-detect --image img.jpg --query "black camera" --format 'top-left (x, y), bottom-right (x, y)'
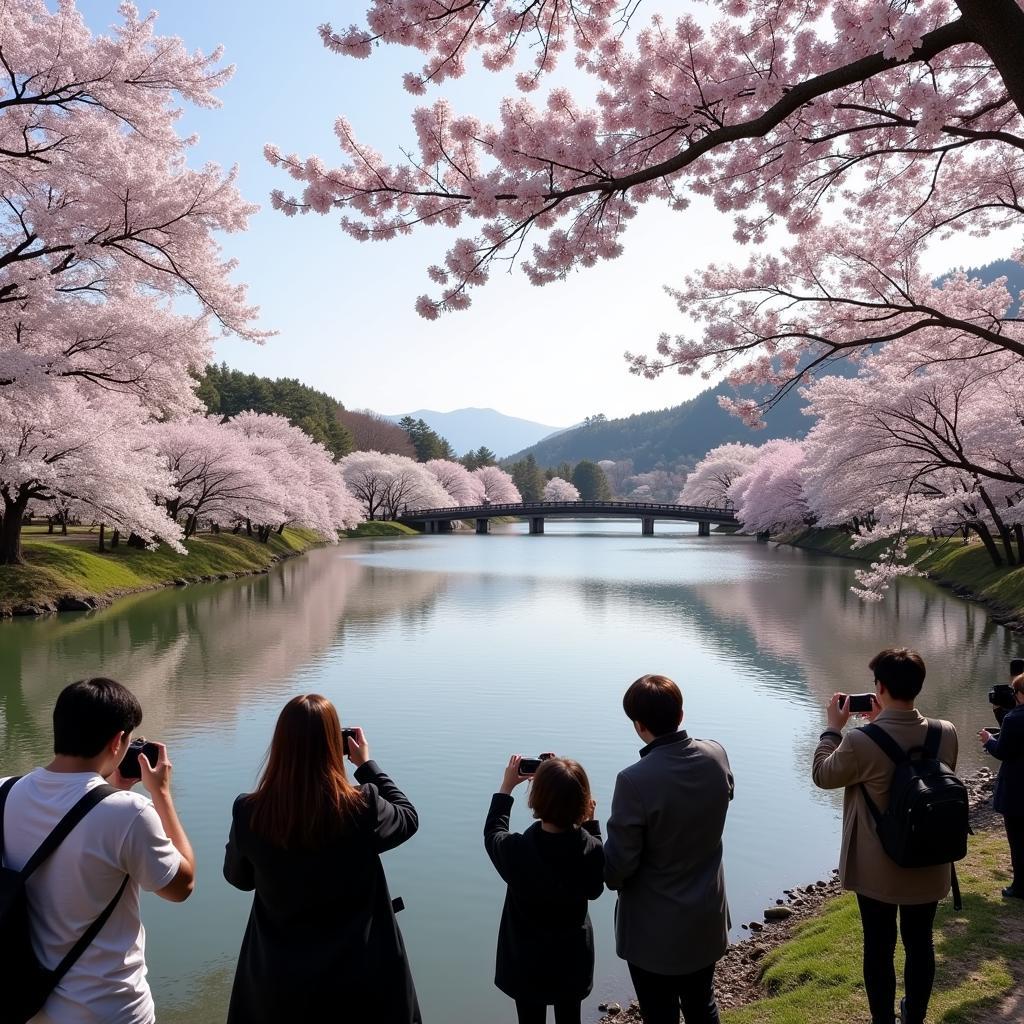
top-left (839, 693), bottom-right (876, 714)
top-left (341, 728), bottom-right (358, 751)
top-left (118, 738), bottom-right (160, 780)
top-left (518, 753), bottom-right (555, 776)
top-left (989, 684), bottom-right (1017, 712)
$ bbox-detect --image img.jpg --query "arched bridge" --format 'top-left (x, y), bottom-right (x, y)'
top-left (395, 500), bottom-right (738, 536)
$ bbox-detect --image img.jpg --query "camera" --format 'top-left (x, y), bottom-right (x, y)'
top-left (118, 738), bottom-right (160, 780)
top-left (341, 728), bottom-right (358, 750)
top-left (839, 693), bottom-right (876, 714)
top-left (518, 753), bottom-right (555, 776)
top-left (987, 659), bottom-right (1024, 724)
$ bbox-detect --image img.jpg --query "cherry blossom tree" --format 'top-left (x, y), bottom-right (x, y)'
top-left (731, 439), bottom-right (811, 535)
top-left (543, 476), bottom-right (579, 501)
top-left (425, 458), bottom-right (486, 505)
top-left (1, 1), bottom-right (268, 414)
top-left (0, 382), bottom-right (184, 563)
top-left (679, 443), bottom-right (759, 507)
top-left (270, 1), bottom-right (1023, 415)
top-left (339, 451), bottom-right (455, 518)
top-left (473, 464), bottom-right (522, 504)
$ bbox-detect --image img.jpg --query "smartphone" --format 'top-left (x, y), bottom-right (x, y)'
top-left (118, 739), bottom-right (160, 780)
top-left (518, 753), bottom-right (555, 776)
top-left (988, 728), bottom-right (1001, 738)
top-left (341, 728), bottom-right (358, 751)
top-left (839, 693), bottom-right (876, 714)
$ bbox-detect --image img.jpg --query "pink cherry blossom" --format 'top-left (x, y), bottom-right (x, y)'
top-left (543, 476), bottom-right (580, 501)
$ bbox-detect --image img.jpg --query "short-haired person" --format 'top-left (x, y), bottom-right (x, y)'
top-left (223, 694), bottom-right (421, 1024)
top-left (484, 755), bottom-right (605, 1024)
top-left (979, 672), bottom-right (1024, 899)
top-left (813, 648), bottom-right (958, 1024)
top-left (0, 678), bottom-right (195, 1024)
top-left (604, 674), bottom-right (734, 1024)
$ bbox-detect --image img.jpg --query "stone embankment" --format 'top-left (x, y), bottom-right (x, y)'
top-left (596, 768), bottom-right (999, 1023)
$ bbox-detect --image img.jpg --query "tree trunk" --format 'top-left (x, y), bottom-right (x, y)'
top-left (956, 1), bottom-right (1024, 119)
top-left (232, 523), bottom-right (241, 534)
top-left (47, 517), bottom-right (54, 535)
top-left (277, 523), bottom-right (285, 535)
top-left (184, 515), bottom-right (197, 539)
top-left (0, 493), bottom-right (29, 564)
top-left (978, 486), bottom-right (1017, 564)
top-left (60, 515), bottom-right (68, 536)
top-left (245, 519), bottom-right (252, 537)
top-left (1016, 524), bottom-right (1024, 564)
top-left (98, 523), bottom-right (106, 553)
top-left (126, 533), bottom-right (147, 549)
top-left (967, 521), bottom-right (1003, 566)
top-left (111, 530), bottom-right (120, 548)
top-left (212, 521), bottom-right (220, 534)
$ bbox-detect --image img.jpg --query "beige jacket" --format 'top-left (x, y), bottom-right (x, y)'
top-left (812, 708), bottom-right (958, 905)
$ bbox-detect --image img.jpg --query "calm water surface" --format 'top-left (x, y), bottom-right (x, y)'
top-left (1, 522), bottom-right (1021, 1023)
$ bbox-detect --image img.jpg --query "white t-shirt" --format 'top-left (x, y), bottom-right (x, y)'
top-left (0, 769), bottom-right (181, 1024)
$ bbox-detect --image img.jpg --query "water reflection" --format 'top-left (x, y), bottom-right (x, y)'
top-left (0, 527), bottom-right (1020, 1024)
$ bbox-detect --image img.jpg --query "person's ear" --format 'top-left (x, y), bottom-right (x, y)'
top-left (110, 731), bottom-right (129, 757)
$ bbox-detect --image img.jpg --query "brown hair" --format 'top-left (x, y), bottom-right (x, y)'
top-left (528, 758), bottom-right (592, 830)
top-left (622, 674), bottom-right (683, 736)
top-left (1012, 673), bottom-right (1024, 695)
top-left (247, 694), bottom-right (366, 849)
top-left (869, 648), bottom-right (926, 702)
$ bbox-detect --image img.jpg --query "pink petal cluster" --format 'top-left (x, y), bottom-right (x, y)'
top-left (543, 476), bottom-right (580, 501)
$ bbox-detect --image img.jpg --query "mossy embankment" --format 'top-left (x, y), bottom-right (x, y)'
top-left (779, 528), bottom-right (1024, 631)
top-left (0, 528), bottom-right (325, 618)
top-left (343, 521), bottom-right (419, 538)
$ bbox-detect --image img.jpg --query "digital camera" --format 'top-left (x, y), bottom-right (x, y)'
top-left (119, 738), bottom-right (160, 780)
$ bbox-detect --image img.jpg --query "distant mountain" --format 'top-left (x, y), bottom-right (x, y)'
top-left (512, 258), bottom-right (1022, 472)
top-left (386, 407), bottom-right (566, 458)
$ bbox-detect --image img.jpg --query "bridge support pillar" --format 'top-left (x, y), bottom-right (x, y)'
top-left (476, 518), bottom-right (489, 535)
top-left (529, 517), bottom-right (544, 535)
top-left (698, 520), bottom-right (711, 537)
top-left (642, 517), bottom-right (655, 536)
top-left (756, 530), bottom-right (770, 542)
top-left (424, 520), bottom-right (436, 534)
top-left (438, 520), bottom-right (453, 533)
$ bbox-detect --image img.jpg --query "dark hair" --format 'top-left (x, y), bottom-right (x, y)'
top-left (53, 678), bottom-right (143, 758)
top-left (869, 648), bottom-right (926, 702)
top-left (247, 695), bottom-right (366, 850)
top-left (622, 674), bottom-right (683, 736)
top-left (528, 758), bottom-right (591, 830)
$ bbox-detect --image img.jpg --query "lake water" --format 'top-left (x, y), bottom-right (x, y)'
top-left (1, 521), bottom-right (1020, 1023)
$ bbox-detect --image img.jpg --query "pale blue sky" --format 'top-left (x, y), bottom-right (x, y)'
top-left (80, 2), bottom-right (1005, 426)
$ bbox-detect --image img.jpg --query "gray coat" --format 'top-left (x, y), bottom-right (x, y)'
top-left (604, 731), bottom-right (734, 975)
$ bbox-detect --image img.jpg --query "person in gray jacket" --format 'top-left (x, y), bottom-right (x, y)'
top-left (604, 674), bottom-right (734, 1024)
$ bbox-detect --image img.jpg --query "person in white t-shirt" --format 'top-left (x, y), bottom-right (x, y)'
top-left (0, 677), bottom-right (196, 1024)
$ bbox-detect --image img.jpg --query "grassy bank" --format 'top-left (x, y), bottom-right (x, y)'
top-left (783, 528), bottom-right (1024, 628)
top-left (723, 828), bottom-right (1022, 1024)
top-left (0, 528), bottom-right (324, 617)
top-left (343, 520), bottom-right (419, 538)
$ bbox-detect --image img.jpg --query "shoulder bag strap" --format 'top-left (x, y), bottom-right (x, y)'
top-left (857, 724), bottom-right (906, 826)
top-left (50, 873), bottom-right (130, 987)
top-left (21, 783), bottom-right (119, 880)
top-left (922, 721), bottom-right (943, 760)
top-left (0, 776), bottom-right (23, 867)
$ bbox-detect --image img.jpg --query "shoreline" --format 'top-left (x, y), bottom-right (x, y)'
top-left (597, 769), bottom-right (1005, 1023)
top-left (775, 527), bottom-right (1024, 633)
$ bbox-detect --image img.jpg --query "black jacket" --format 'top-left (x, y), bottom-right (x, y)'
top-left (223, 761), bottom-right (421, 1024)
top-left (986, 705), bottom-right (1024, 816)
top-left (484, 792), bottom-right (605, 1004)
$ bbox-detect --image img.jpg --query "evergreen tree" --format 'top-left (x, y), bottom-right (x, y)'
top-left (400, 416), bottom-right (455, 462)
top-left (509, 455), bottom-right (545, 501)
top-left (461, 446), bottom-right (497, 471)
top-left (571, 460), bottom-right (613, 501)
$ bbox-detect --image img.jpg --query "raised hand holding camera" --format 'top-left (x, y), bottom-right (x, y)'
top-left (343, 726), bottom-right (370, 767)
top-left (500, 754), bottom-right (527, 795)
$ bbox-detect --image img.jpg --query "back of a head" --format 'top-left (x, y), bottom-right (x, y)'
top-left (869, 647), bottom-right (926, 702)
top-left (249, 694), bottom-right (365, 850)
top-left (53, 678), bottom-right (142, 757)
top-left (622, 674), bottom-right (683, 736)
top-left (528, 758), bottom-right (591, 830)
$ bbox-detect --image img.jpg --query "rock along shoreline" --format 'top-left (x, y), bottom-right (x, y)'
top-left (596, 768), bottom-right (1000, 1023)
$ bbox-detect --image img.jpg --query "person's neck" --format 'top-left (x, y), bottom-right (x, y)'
top-left (46, 754), bottom-right (109, 776)
top-left (540, 822), bottom-right (569, 834)
top-left (879, 699), bottom-right (915, 713)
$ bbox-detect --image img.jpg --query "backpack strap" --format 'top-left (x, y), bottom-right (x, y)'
top-left (50, 873), bottom-right (130, 987)
top-left (923, 721), bottom-right (942, 760)
top-left (0, 776), bottom-right (23, 867)
top-left (858, 723), bottom-right (908, 765)
top-left (21, 784), bottom-right (119, 880)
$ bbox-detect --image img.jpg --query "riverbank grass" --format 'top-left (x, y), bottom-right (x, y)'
top-left (787, 528), bottom-right (1024, 624)
top-left (343, 521), bottom-right (419, 537)
top-left (0, 528), bottom-right (322, 616)
top-left (724, 829), bottom-right (1021, 1023)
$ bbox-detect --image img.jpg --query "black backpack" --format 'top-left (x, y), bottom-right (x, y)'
top-left (0, 777), bottom-right (129, 1024)
top-left (859, 722), bottom-right (970, 906)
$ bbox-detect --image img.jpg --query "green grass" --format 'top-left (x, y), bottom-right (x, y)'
top-left (784, 528), bottom-right (1024, 623)
top-left (342, 520), bottom-right (419, 537)
top-left (0, 528), bottom-right (323, 615)
top-left (724, 830), bottom-right (1022, 1023)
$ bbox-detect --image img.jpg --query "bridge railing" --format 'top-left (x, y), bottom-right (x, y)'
top-left (395, 500), bottom-right (738, 520)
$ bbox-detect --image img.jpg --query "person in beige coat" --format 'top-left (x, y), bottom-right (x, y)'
top-left (813, 648), bottom-right (958, 1024)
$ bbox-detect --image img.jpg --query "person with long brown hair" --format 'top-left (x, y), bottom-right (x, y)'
top-left (223, 694), bottom-right (421, 1023)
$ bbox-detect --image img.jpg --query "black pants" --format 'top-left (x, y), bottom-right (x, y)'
top-left (513, 998), bottom-right (581, 1024)
top-left (856, 895), bottom-right (938, 1024)
top-left (1004, 814), bottom-right (1024, 890)
top-left (628, 961), bottom-right (720, 1024)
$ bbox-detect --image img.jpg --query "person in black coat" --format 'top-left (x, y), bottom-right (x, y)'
top-left (981, 674), bottom-right (1024, 899)
top-left (484, 754), bottom-right (605, 1024)
top-left (223, 694), bottom-right (421, 1023)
